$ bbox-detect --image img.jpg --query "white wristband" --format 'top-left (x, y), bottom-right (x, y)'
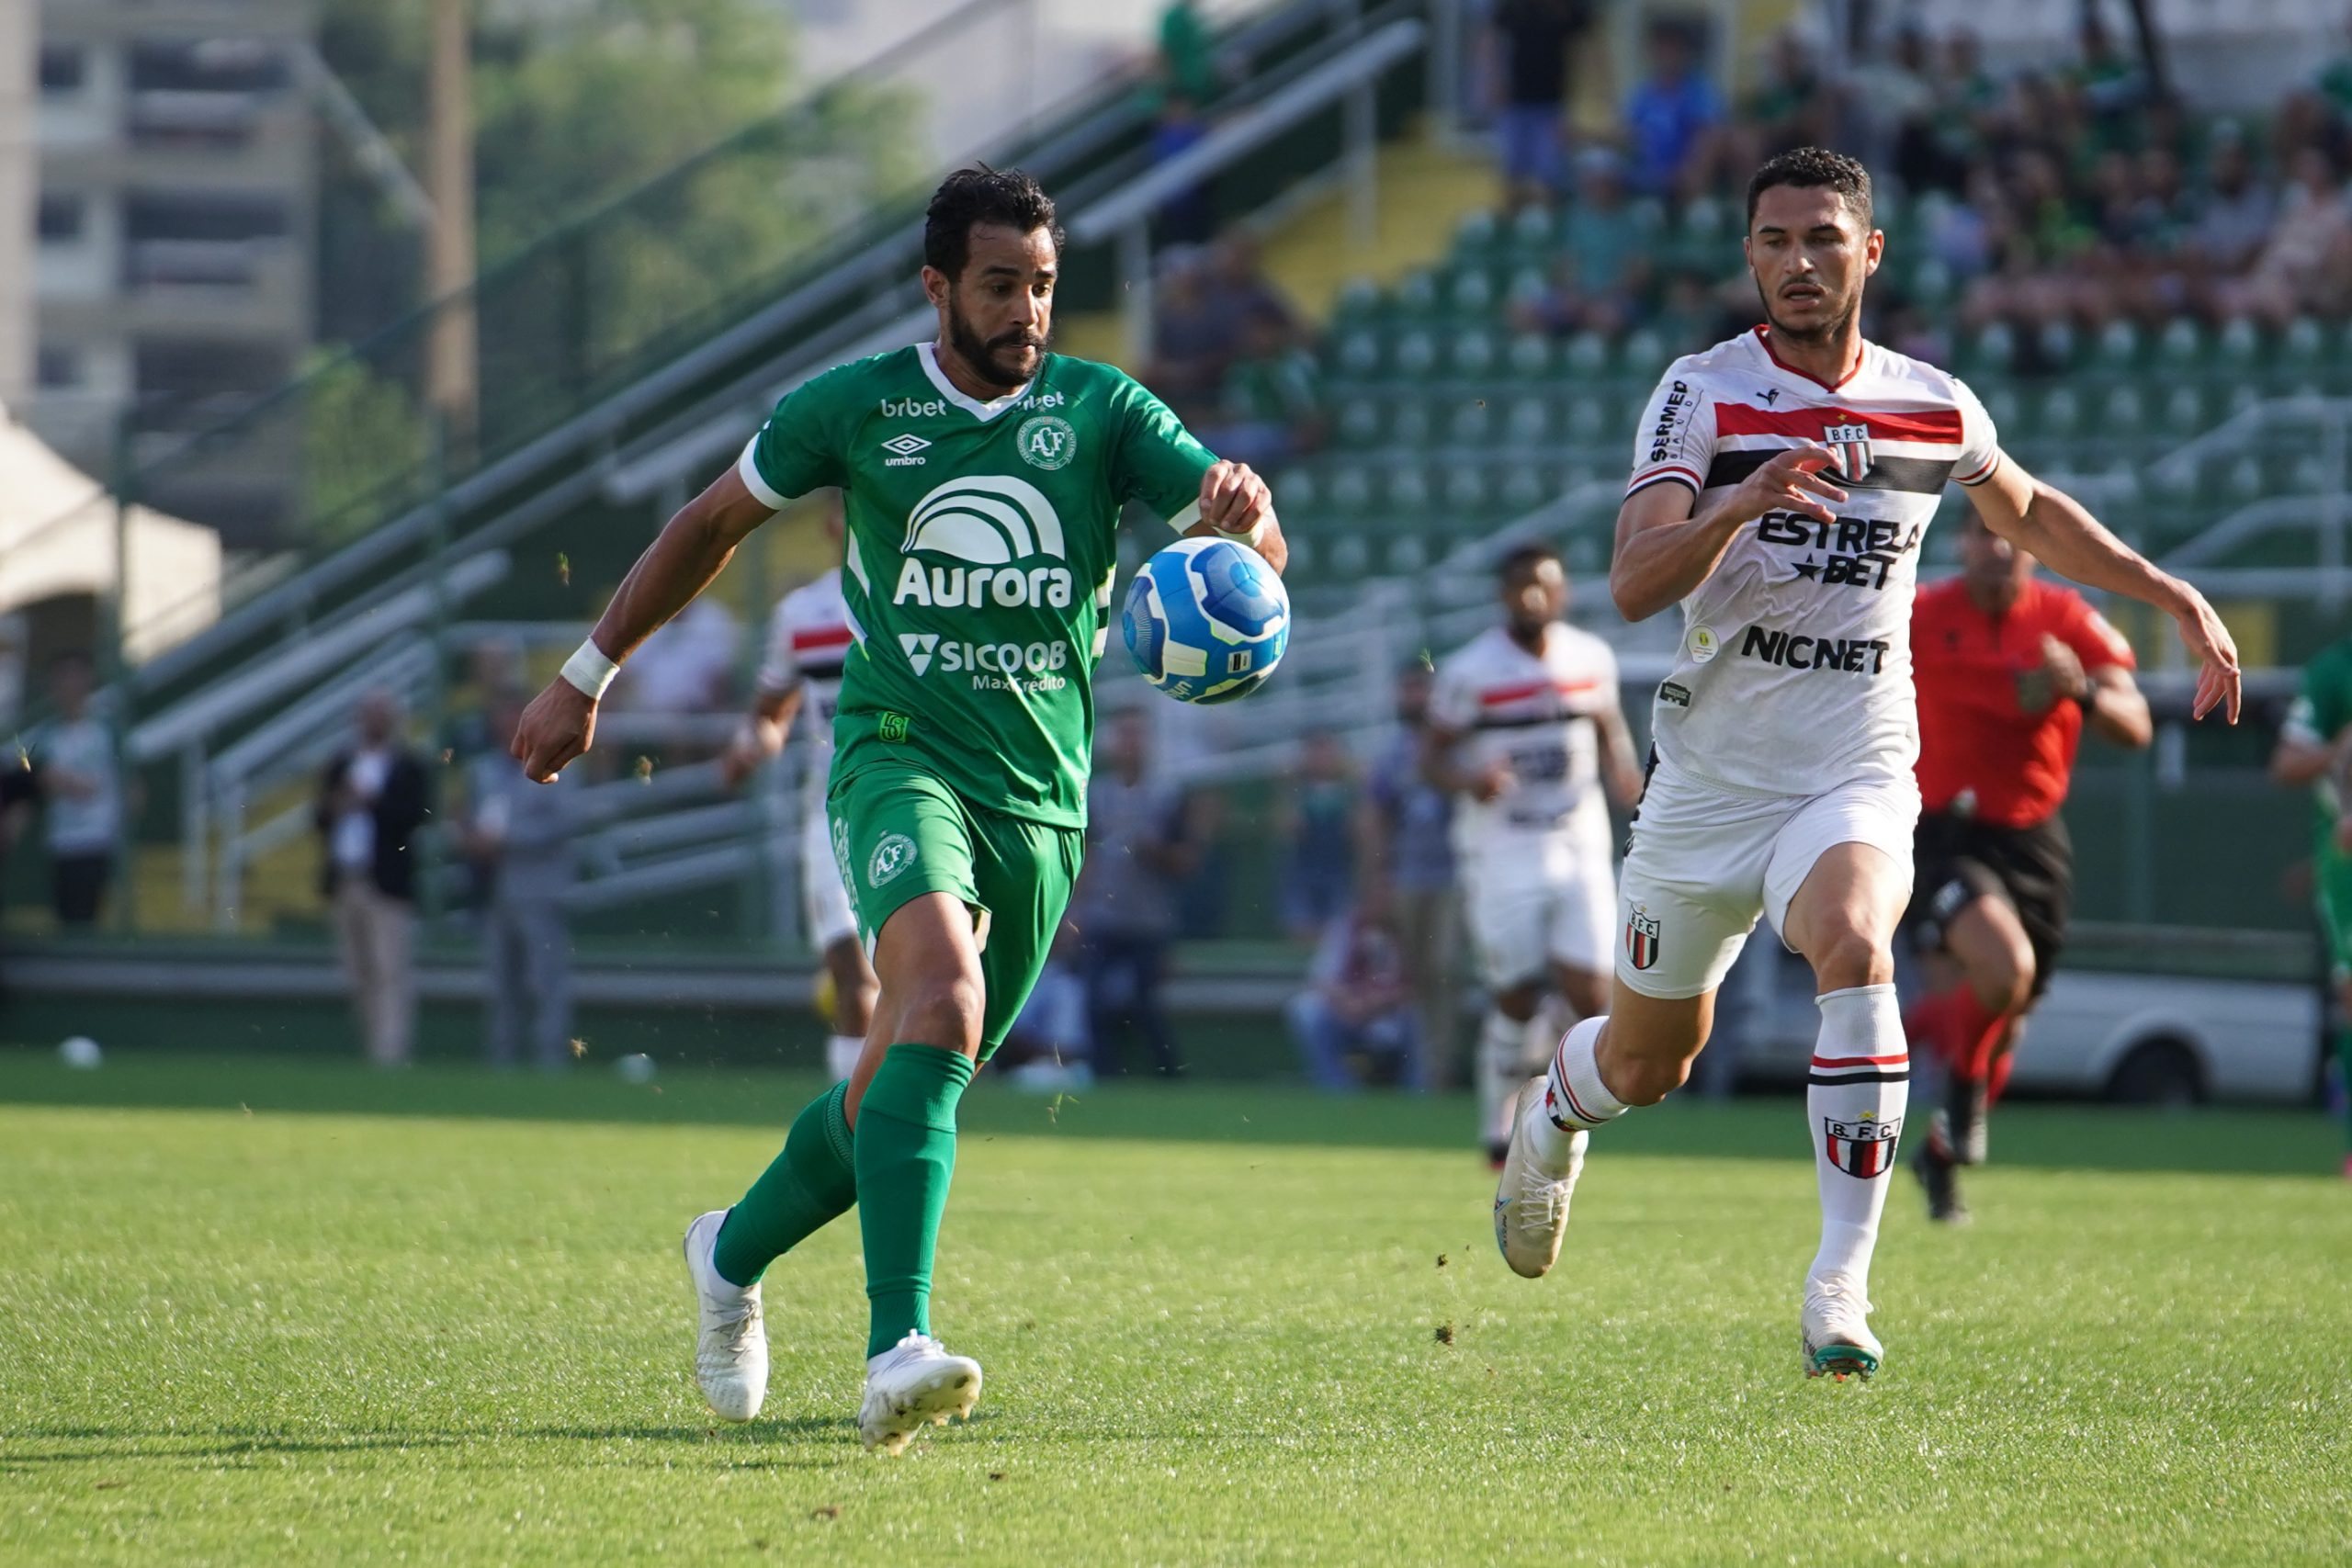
top-left (559, 638), bottom-right (619, 701)
top-left (1215, 513), bottom-right (1270, 549)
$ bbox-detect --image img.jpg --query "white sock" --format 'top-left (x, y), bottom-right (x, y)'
top-left (1476, 1009), bottom-right (1530, 1148)
top-left (1532, 1014), bottom-right (1626, 1166)
top-left (1806, 985), bottom-right (1910, 1294)
top-left (826, 1034), bottom-right (865, 1082)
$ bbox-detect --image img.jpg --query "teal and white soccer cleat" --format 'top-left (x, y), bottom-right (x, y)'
top-left (683, 1208), bottom-right (767, 1422)
top-left (1492, 1078), bottom-right (1588, 1280)
top-left (1801, 1277), bottom-right (1883, 1382)
top-left (858, 1332), bottom-right (982, 1455)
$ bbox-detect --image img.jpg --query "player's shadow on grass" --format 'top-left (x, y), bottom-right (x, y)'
top-left (0, 1428), bottom-right (464, 1472)
top-left (1, 1051), bottom-right (2336, 1178)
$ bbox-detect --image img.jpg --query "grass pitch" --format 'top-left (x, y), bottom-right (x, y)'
top-left (3, 1052), bottom-right (2347, 1566)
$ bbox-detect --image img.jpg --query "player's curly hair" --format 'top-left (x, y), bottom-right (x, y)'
top-left (1746, 146), bottom-right (1873, 231)
top-left (924, 165), bottom-right (1065, 280)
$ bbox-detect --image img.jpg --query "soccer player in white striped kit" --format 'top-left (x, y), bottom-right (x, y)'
top-left (1492, 148), bottom-right (2241, 1379)
top-left (720, 505), bottom-right (876, 1081)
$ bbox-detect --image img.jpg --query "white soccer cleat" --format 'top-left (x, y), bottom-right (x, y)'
top-left (1492, 1077), bottom-right (1588, 1279)
top-left (683, 1208), bottom-right (767, 1422)
top-left (1801, 1276), bottom-right (1883, 1382)
top-left (857, 1332), bottom-right (982, 1455)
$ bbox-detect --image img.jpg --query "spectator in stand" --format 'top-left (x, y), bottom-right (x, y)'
top-left (1729, 28), bottom-right (1842, 176)
top-left (1149, 249), bottom-right (1232, 423)
top-left (1201, 231), bottom-right (1298, 339)
top-left (2224, 146), bottom-right (2352, 323)
top-left (1200, 306), bottom-right (1326, 468)
top-left (612, 594), bottom-right (738, 717)
top-left (33, 651), bottom-right (119, 929)
top-left (1361, 660), bottom-right (1460, 1082)
top-left (2193, 133), bottom-right (2279, 276)
top-left (316, 689), bottom-right (432, 1068)
top-left (1156, 0), bottom-right (1218, 107)
top-left (1286, 890), bottom-right (1425, 1092)
top-left (1149, 93), bottom-right (1216, 247)
top-left (1509, 150), bottom-right (1650, 337)
top-left (1076, 710), bottom-right (1200, 1077)
top-left (1001, 920), bottom-right (1093, 1091)
top-left (1491, 0), bottom-right (1589, 210)
top-left (1623, 18), bottom-right (1723, 198)
top-left (464, 689), bottom-right (578, 1072)
top-left (1278, 728), bottom-right (1357, 942)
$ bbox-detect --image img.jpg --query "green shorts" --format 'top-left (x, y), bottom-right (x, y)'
top-left (828, 761), bottom-right (1084, 1058)
top-left (2321, 846), bottom-right (2352, 981)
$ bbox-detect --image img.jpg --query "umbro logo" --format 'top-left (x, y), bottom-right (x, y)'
top-left (900, 632), bottom-right (939, 675)
top-left (881, 433), bottom-right (931, 468)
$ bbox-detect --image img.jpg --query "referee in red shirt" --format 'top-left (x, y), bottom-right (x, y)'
top-left (1905, 506), bottom-right (2152, 1221)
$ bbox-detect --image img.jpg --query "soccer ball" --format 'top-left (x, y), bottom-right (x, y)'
top-left (1121, 536), bottom-right (1289, 705)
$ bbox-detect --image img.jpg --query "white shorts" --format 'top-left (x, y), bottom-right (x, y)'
top-left (801, 803), bottom-right (858, 951)
top-left (1461, 840), bottom-right (1617, 987)
top-left (1615, 760), bottom-right (1918, 1000)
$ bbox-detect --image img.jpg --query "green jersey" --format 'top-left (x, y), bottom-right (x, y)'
top-left (2285, 637), bottom-right (2352, 852)
top-left (739, 344), bottom-right (1217, 826)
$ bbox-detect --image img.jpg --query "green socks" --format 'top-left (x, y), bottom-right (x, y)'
top-left (855, 1043), bottom-right (975, 1358)
top-left (711, 1081), bottom-right (857, 1287)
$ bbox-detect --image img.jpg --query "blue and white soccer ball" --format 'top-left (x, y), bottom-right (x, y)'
top-left (1121, 536), bottom-right (1290, 705)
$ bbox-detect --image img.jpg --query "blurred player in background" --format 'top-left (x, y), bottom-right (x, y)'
top-left (720, 500), bottom-right (874, 1084)
top-left (1425, 544), bottom-right (1640, 1163)
top-left (1905, 507), bottom-right (2150, 1222)
top-left (2269, 633), bottom-right (2352, 1179)
top-left (512, 166), bottom-right (1283, 1453)
top-left (1492, 147), bottom-right (2240, 1382)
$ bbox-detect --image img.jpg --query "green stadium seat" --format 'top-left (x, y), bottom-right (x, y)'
top-left (1331, 277), bottom-right (1381, 323)
top-left (1396, 270), bottom-right (1440, 317)
top-left (1390, 399), bottom-right (1433, 447)
top-left (1620, 327), bottom-right (1667, 376)
top-left (1453, 210), bottom-right (1498, 259)
top-left (2093, 319), bottom-right (2141, 368)
top-left (1385, 536), bottom-right (1429, 574)
top-left (1505, 394), bottom-right (1551, 446)
top-left (2036, 321), bottom-right (2078, 369)
top-left (2223, 381), bottom-right (2264, 421)
top-left (1328, 467), bottom-right (1375, 515)
top-left (1394, 329), bottom-right (1438, 378)
top-left (1449, 267), bottom-right (1497, 317)
top-left (1448, 400), bottom-right (1495, 446)
top-left (1451, 328), bottom-right (1498, 377)
top-left (1506, 264), bottom-right (1549, 306)
top-left (1563, 332), bottom-right (1609, 375)
top-left (2104, 385), bottom-right (2145, 431)
top-left (2281, 314), bottom-right (2325, 365)
top-left (1961, 321), bottom-right (2015, 374)
top-left (1499, 464), bottom-right (1550, 513)
top-left (1333, 326), bottom-right (1381, 377)
top-left (1680, 195), bottom-right (1727, 241)
top-left (1910, 256), bottom-right (1954, 307)
top-left (1385, 466), bottom-right (1433, 513)
top-left (2154, 317), bottom-right (2201, 365)
top-left (1335, 393), bottom-right (1384, 446)
top-left (1564, 393), bottom-right (1609, 446)
top-left (1980, 383), bottom-right (2021, 431)
top-left (1507, 332), bottom-right (1552, 377)
top-left (2215, 317), bottom-right (2259, 367)
top-left (1442, 466), bottom-right (1492, 514)
top-left (1328, 535), bottom-right (1370, 578)
top-left (2162, 384), bottom-right (2206, 435)
top-left (1275, 467), bottom-right (1318, 516)
top-left (2037, 386), bottom-right (2084, 437)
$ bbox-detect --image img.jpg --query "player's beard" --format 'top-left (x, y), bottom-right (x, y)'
top-left (1756, 278), bottom-right (1860, 344)
top-left (945, 296), bottom-right (1047, 390)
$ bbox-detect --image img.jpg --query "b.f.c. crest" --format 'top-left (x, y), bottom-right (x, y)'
top-left (1624, 909), bottom-right (1662, 971)
top-left (1821, 422), bottom-right (1872, 481)
top-left (1822, 1115), bottom-right (1903, 1179)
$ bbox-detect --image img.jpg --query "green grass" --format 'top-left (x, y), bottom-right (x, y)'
top-left (3, 1051), bottom-right (2348, 1566)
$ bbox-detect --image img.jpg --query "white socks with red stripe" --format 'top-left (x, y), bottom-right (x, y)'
top-left (1806, 985), bottom-right (1910, 1293)
top-left (1531, 1016), bottom-right (1625, 1166)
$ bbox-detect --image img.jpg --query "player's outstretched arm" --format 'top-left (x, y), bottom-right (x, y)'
top-left (1971, 458), bottom-right (2241, 723)
top-left (512, 466), bottom-right (777, 783)
top-left (1183, 460), bottom-right (1287, 574)
top-left (1610, 446), bottom-right (1846, 621)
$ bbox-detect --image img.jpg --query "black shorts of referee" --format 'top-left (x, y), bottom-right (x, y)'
top-left (1904, 809), bottom-right (2074, 1003)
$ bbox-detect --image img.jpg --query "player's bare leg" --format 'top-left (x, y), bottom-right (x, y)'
top-left (1478, 980), bottom-right (1548, 1166)
top-left (1781, 843), bottom-right (1913, 1381)
top-left (846, 893), bottom-right (985, 1455)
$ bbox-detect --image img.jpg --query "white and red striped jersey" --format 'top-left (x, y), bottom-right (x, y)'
top-left (1625, 326), bottom-right (2004, 797)
top-left (754, 570), bottom-right (853, 807)
top-left (1429, 622), bottom-right (1621, 859)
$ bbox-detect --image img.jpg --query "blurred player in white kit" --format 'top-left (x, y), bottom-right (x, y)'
top-left (1490, 147), bottom-right (2241, 1381)
top-left (1426, 544), bottom-right (1641, 1163)
top-left (720, 506), bottom-right (875, 1079)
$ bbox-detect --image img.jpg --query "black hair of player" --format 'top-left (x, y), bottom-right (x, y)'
top-left (1745, 146), bottom-right (1873, 231)
top-left (923, 165), bottom-right (1065, 281)
top-left (1497, 541), bottom-right (1564, 582)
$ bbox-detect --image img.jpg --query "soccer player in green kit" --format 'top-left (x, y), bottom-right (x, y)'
top-left (2272, 636), bottom-right (2352, 1181)
top-left (510, 167), bottom-right (1285, 1452)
